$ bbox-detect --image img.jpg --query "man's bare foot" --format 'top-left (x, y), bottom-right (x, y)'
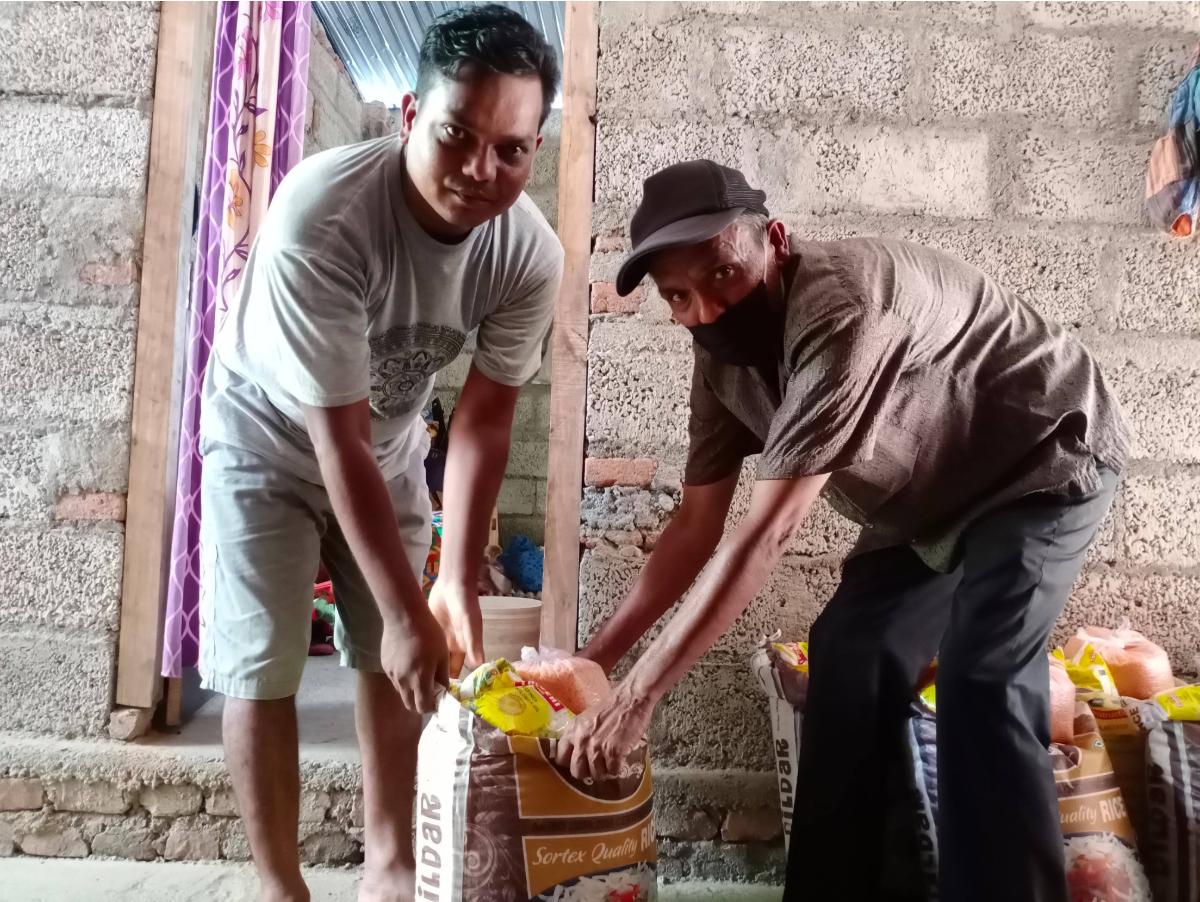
top-left (358, 864), bottom-right (416, 902)
top-left (259, 876), bottom-right (311, 902)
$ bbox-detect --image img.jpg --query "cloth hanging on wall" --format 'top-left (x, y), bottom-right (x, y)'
top-left (162, 1), bottom-right (312, 678)
top-left (1146, 43), bottom-right (1200, 237)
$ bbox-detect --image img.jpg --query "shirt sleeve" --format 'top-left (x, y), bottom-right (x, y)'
top-left (683, 358), bottom-right (765, 485)
top-left (756, 300), bottom-right (905, 480)
top-left (473, 247), bottom-right (564, 387)
top-left (253, 240), bottom-right (372, 409)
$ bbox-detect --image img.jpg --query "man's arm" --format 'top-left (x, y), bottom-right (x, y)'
top-left (304, 399), bottom-right (448, 712)
top-left (580, 472), bottom-right (740, 675)
top-left (557, 473), bottom-right (829, 779)
top-left (429, 363), bottom-right (522, 675)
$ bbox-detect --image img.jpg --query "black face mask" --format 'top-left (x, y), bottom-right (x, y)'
top-left (687, 280), bottom-right (780, 368)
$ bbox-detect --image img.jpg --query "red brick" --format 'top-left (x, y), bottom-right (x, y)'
top-left (591, 282), bottom-right (644, 315)
top-left (80, 260), bottom-right (138, 286)
top-left (584, 457), bottom-right (657, 488)
top-left (54, 492), bottom-right (127, 521)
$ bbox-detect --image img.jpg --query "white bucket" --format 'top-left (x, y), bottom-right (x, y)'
top-left (479, 596), bottom-right (542, 663)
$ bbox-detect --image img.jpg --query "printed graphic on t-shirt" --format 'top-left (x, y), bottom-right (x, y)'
top-left (368, 323), bottom-right (466, 419)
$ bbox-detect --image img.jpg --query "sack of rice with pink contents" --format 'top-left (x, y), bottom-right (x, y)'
top-left (415, 662), bottom-right (657, 902)
top-left (1051, 702), bottom-right (1152, 901)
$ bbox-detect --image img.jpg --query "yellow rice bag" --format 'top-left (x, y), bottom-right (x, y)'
top-left (771, 641), bottom-right (809, 672)
top-left (1054, 644), bottom-right (1119, 696)
top-left (450, 658), bottom-right (574, 739)
top-left (1142, 684), bottom-right (1200, 724)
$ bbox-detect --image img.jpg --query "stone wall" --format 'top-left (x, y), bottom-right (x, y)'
top-left (582, 0), bottom-right (1200, 883)
top-left (0, 2), bottom-right (158, 736)
top-left (0, 737), bottom-right (365, 865)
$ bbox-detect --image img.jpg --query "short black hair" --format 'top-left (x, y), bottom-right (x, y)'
top-left (416, 4), bottom-right (560, 127)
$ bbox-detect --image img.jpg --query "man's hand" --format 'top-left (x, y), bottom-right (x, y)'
top-left (428, 580), bottom-right (485, 678)
top-left (554, 687), bottom-right (654, 782)
top-left (380, 609), bottom-right (449, 713)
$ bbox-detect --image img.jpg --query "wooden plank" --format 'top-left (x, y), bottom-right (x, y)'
top-left (163, 676), bottom-right (183, 728)
top-left (116, 3), bottom-right (215, 709)
top-left (541, 2), bottom-right (599, 652)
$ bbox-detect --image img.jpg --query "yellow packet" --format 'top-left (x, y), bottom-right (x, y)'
top-left (919, 682), bottom-right (937, 714)
top-left (474, 682), bottom-right (573, 738)
top-left (771, 641), bottom-right (809, 673)
top-left (1054, 645), bottom-right (1118, 696)
top-left (1147, 684), bottom-right (1200, 722)
top-left (452, 658), bottom-right (574, 739)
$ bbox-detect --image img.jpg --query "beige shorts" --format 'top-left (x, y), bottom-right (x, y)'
top-left (198, 434), bottom-right (432, 700)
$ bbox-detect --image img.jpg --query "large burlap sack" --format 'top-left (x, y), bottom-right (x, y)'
top-left (415, 693), bottom-right (657, 902)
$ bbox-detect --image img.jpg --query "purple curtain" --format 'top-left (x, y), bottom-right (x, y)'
top-left (162, 1), bottom-right (312, 677)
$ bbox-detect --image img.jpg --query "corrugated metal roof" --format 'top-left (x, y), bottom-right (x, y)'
top-left (313, 1), bottom-right (565, 108)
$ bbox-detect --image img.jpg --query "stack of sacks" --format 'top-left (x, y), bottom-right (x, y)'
top-left (1055, 623), bottom-right (1200, 901)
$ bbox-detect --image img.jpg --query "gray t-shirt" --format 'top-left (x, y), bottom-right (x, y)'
top-left (201, 136), bottom-right (563, 483)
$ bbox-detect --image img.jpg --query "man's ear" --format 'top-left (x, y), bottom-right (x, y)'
top-left (767, 219), bottom-right (790, 267)
top-left (399, 92), bottom-right (419, 142)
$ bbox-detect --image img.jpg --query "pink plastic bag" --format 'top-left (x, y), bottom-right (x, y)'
top-left (1064, 621), bottom-right (1175, 700)
top-left (1048, 653), bottom-right (1077, 745)
top-left (513, 646), bottom-right (614, 715)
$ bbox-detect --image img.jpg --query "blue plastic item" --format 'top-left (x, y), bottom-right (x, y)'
top-left (499, 535), bottom-right (544, 593)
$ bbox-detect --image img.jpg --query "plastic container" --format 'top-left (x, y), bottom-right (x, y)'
top-left (479, 596), bottom-right (541, 663)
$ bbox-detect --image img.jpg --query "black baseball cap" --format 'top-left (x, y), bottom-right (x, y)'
top-left (615, 160), bottom-right (769, 297)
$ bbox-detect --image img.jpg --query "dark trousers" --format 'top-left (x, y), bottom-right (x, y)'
top-left (784, 470), bottom-right (1118, 902)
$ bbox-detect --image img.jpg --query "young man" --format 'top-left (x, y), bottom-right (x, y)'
top-left (558, 160), bottom-right (1130, 902)
top-left (198, 7), bottom-right (562, 901)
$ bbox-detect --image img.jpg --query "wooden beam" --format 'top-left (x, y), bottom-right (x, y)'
top-left (116, 3), bottom-right (214, 709)
top-left (542, 2), bottom-right (598, 652)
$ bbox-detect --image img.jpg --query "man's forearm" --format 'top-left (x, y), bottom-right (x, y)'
top-left (438, 381), bottom-right (515, 590)
top-left (582, 512), bottom-right (722, 673)
top-left (317, 439), bottom-right (427, 625)
top-left (621, 523), bottom-right (784, 704)
top-left (620, 474), bottom-right (828, 706)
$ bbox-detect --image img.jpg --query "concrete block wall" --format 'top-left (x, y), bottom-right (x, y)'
top-left (0, 2), bottom-right (158, 736)
top-left (303, 17), bottom-right (365, 156)
top-left (583, 0), bottom-right (1200, 882)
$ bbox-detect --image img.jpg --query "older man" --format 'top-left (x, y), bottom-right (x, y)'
top-left (559, 160), bottom-right (1129, 902)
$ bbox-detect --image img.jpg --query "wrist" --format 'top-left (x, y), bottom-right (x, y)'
top-left (621, 667), bottom-right (664, 708)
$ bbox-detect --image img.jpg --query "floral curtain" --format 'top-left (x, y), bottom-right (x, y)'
top-left (162, 1), bottom-right (312, 677)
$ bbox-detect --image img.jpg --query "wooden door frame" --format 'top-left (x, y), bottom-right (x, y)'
top-left (115, 1), bottom-right (216, 710)
top-left (541, 1), bottom-right (599, 651)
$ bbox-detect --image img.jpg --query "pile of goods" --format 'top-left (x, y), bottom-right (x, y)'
top-left (416, 648), bottom-right (656, 902)
top-left (754, 621), bottom-right (1199, 902)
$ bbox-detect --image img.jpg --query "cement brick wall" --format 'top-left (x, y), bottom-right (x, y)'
top-left (303, 18), bottom-right (364, 156)
top-left (0, 2), bottom-right (158, 736)
top-left (584, 0), bottom-right (1200, 882)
